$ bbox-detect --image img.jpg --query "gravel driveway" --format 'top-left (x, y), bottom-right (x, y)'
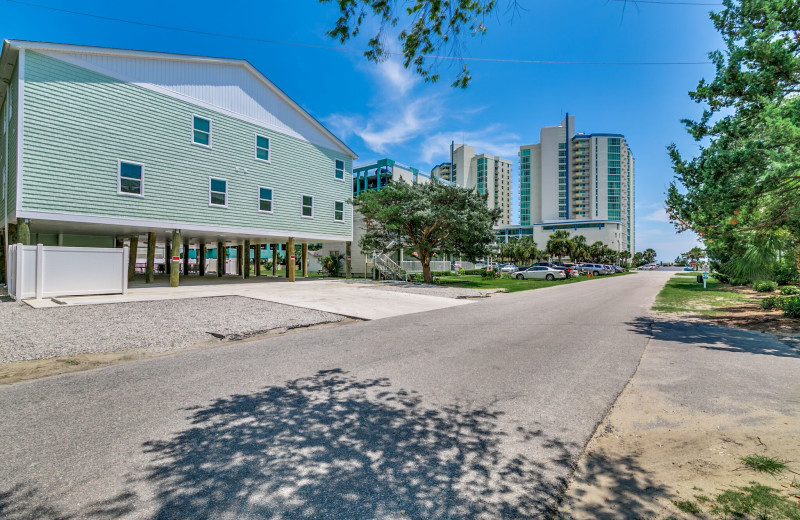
top-left (0, 296), bottom-right (344, 363)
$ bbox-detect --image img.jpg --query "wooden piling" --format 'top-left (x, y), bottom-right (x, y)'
top-left (346, 241), bottom-right (352, 279)
top-left (301, 243), bottom-right (308, 278)
top-left (254, 244), bottom-right (261, 276)
top-left (243, 240), bottom-right (251, 279)
top-left (146, 232), bottom-right (156, 283)
top-left (287, 238), bottom-right (295, 282)
top-left (272, 244), bottom-right (277, 276)
top-left (183, 240), bottom-right (190, 276)
top-left (18, 219), bottom-right (31, 245)
top-left (170, 230), bottom-right (181, 287)
top-left (199, 244), bottom-right (206, 276)
top-left (128, 236), bottom-right (138, 281)
top-left (217, 241), bottom-right (224, 277)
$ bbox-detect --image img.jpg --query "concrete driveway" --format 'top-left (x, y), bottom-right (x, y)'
top-left (24, 278), bottom-right (474, 320)
top-left (1, 271), bottom-right (674, 519)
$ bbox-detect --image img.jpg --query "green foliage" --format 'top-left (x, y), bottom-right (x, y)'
top-left (710, 482), bottom-right (800, 520)
top-left (546, 230), bottom-right (572, 261)
top-left (481, 267), bottom-right (499, 278)
top-left (666, 0), bottom-right (800, 284)
top-left (353, 181), bottom-right (500, 283)
top-left (673, 499), bottom-right (702, 515)
top-left (780, 285), bottom-right (800, 296)
top-left (321, 253), bottom-right (345, 277)
top-left (761, 295), bottom-right (787, 311)
top-left (740, 455), bottom-right (789, 476)
top-left (754, 280), bottom-right (778, 292)
top-left (784, 296), bottom-right (800, 318)
top-left (321, 0), bottom-right (499, 88)
top-left (774, 260), bottom-right (800, 285)
top-left (462, 268), bottom-right (485, 276)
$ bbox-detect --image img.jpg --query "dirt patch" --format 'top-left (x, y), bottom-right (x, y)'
top-left (560, 382), bottom-right (800, 519)
top-left (0, 319), bottom-right (359, 385)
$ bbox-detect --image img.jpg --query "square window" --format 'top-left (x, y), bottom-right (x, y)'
top-left (259, 187), bottom-right (273, 212)
top-left (210, 178), bottom-right (227, 207)
top-left (118, 161), bottom-right (143, 196)
top-left (334, 200), bottom-right (344, 221)
top-left (335, 159), bottom-right (345, 180)
top-left (193, 116), bottom-right (211, 146)
top-left (256, 135), bottom-right (270, 161)
top-left (302, 195), bottom-right (313, 218)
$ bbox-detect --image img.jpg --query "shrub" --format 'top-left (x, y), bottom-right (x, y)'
top-left (761, 296), bottom-right (786, 311)
top-left (431, 271), bottom-right (452, 277)
top-left (458, 268), bottom-right (466, 275)
top-left (754, 281), bottom-right (778, 292)
top-left (481, 267), bottom-right (499, 278)
top-left (773, 262), bottom-right (800, 286)
top-left (463, 269), bottom-right (485, 276)
top-left (779, 285), bottom-right (799, 296)
top-left (784, 296), bottom-right (800, 318)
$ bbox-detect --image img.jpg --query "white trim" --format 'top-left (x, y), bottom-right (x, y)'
top-left (257, 185), bottom-right (274, 214)
top-left (13, 41), bottom-right (357, 158)
top-left (301, 195), bottom-right (313, 219)
top-left (333, 200), bottom-right (345, 222)
top-left (334, 158), bottom-right (345, 181)
top-left (16, 48), bottom-right (23, 213)
top-left (208, 177), bottom-right (227, 208)
top-left (192, 114), bottom-right (212, 148)
top-left (254, 134), bottom-right (270, 163)
top-left (15, 209), bottom-right (353, 242)
top-left (117, 159), bottom-right (145, 197)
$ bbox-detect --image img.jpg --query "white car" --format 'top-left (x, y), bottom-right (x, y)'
top-left (500, 264), bottom-right (519, 273)
top-left (515, 266), bottom-right (566, 281)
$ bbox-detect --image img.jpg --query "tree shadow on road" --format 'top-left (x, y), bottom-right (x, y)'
top-left (0, 482), bottom-right (136, 520)
top-left (626, 316), bottom-right (799, 358)
top-left (141, 369), bottom-right (577, 519)
top-left (560, 447), bottom-right (677, 519)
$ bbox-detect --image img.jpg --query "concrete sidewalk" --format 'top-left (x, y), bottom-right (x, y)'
top-left (23, 278), bottom-right (475, 320)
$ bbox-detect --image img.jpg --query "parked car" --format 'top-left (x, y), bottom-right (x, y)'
top-left (551, 264), bottom-right (578, 278)
top-left (602, 265), bottom-right (616, 275)
top-left (611, 265), bottom-right (626, 273)
top-left (579, 263), bottom-right (606, 276)
top-left (683, 266), bottom-right (694, 271)
top-left (500, 263), bottom-right (519, 273)
top-left (515, 266), bottom-right (567, 281)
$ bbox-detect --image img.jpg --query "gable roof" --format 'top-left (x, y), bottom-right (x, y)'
top-left (0, 39), bottom-right (357, 159)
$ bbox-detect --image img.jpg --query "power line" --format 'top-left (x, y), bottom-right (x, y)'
top-left (599, 0), bottom-right (722, 5)
top-left (1, 0), bottom-right (713, 66)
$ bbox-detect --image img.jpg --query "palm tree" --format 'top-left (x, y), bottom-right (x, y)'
top-left (589, 241), bottom-right (605, 262)
top-left (619, 250), bottom-right (632, 267)
top-left (546, 230), bottom-right (573, 262)
top-left (570, 235), bottom-right (589, 262)
top-left (683, 246), bottom-right (705, 270)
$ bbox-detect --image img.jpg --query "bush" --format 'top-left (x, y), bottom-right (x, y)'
top-left (773, 262), bottom-right (800, 286)
top-left (431, 270), bottom-right (453, 277)
top-left (754, 281), bottom-right (778, 292)
top-left (784, 296), bottom-right (800, 318)
top-left (761, 296), bottom-right (787, 311)
top-left (481, 268), bottom-right (499, 278)
top-left (463, 269), bottom-right (485, 276)
top-left (779, 285), bottom-right (799, 296)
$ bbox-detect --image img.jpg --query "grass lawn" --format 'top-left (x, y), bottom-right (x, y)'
top-left (652, 273), bottom-right (749, 315)
top-left (438, 271), bottom-right (633, 293)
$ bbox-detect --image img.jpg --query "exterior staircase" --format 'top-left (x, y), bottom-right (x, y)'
top-left (372, 241), bottom-right (407, 280)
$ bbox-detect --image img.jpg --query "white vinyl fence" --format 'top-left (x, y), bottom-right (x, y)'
top-left (401, 260), bottom-right (452, 273)
top-left (7, 244), bottom-right (128, 302)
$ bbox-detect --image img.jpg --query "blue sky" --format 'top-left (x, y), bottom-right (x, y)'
top-left (0, 0), bottom-right (716, 261)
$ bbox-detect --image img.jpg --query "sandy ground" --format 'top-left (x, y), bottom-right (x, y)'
top-left (560, 315), bottom-right (800, 519)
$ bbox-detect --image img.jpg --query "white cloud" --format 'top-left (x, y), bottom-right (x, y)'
top-left (374, 60), bottom-right (419, 98)
top-left (419, 126), bottom-right (521, 164)
top-left (643, 207), bottom-right (670, 223)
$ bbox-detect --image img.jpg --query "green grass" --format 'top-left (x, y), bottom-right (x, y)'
top-left (710, 482), bottom-right (800, 520)
top-left (437, 272), bottom-right (633, 293)
top-left (673, 499), bottom-right (703, 515)
top-left (652, 273), bottom-right (748, 315)
top-left (740, 455), bottom-right (790, 476)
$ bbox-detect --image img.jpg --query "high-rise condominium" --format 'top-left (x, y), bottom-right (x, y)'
top-left (517, 115), bottom-right (634, 253)
top-left (431, 144), bottom-right (512, 226)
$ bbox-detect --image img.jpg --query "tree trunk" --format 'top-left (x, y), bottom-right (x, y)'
top-left (794, 238), bottom-right (800, 283)
top-left (421, 255), bottom-right (432, 284)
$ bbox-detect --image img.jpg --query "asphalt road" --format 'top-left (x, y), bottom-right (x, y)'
top-left (0, 270), bottom-right (673, 519)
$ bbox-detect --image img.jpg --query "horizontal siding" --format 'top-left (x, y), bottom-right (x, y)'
top-left (39, 50), bottom-right (341, 150)
top-left (21, 51), bottom-right (352, 239)
top-left (1, 63), bottom-right (19, 219)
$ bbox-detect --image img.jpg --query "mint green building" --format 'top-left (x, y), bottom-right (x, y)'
top-left (0, 40), bottom-right (357, 283)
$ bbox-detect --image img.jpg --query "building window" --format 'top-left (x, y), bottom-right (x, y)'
top-left (193, 116), bottom-right (211, 146)
top-left (335, 159), bottom-right (345, 180)
top-left (255, 135), bottom-right (270, 161)
top-left (301, 195), bottom-right (313, 218)
top-left (334, 200), bottom-right (344, 221)
top-left (118, 161), bottom-right (144, 196)
top-left (258, 187), bottom-right (273, 213)
top-left (209, 178), bottom-right (227, 207)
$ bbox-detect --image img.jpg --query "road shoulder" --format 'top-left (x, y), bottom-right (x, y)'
top-left (559, 315), bottom-right (800, 519)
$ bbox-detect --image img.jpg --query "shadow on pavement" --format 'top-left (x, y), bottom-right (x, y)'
top-left (626, 316), bottom-right (799, 358)
top-left (561, 449), bottom-right (676, 519)
top-left (141, 369), bottom-right (575, 519)
top-left (0, 482), bottom-right (136, 520)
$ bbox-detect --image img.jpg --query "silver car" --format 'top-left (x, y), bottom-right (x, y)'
top-left (515, 266), bottom-right (566, 281)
